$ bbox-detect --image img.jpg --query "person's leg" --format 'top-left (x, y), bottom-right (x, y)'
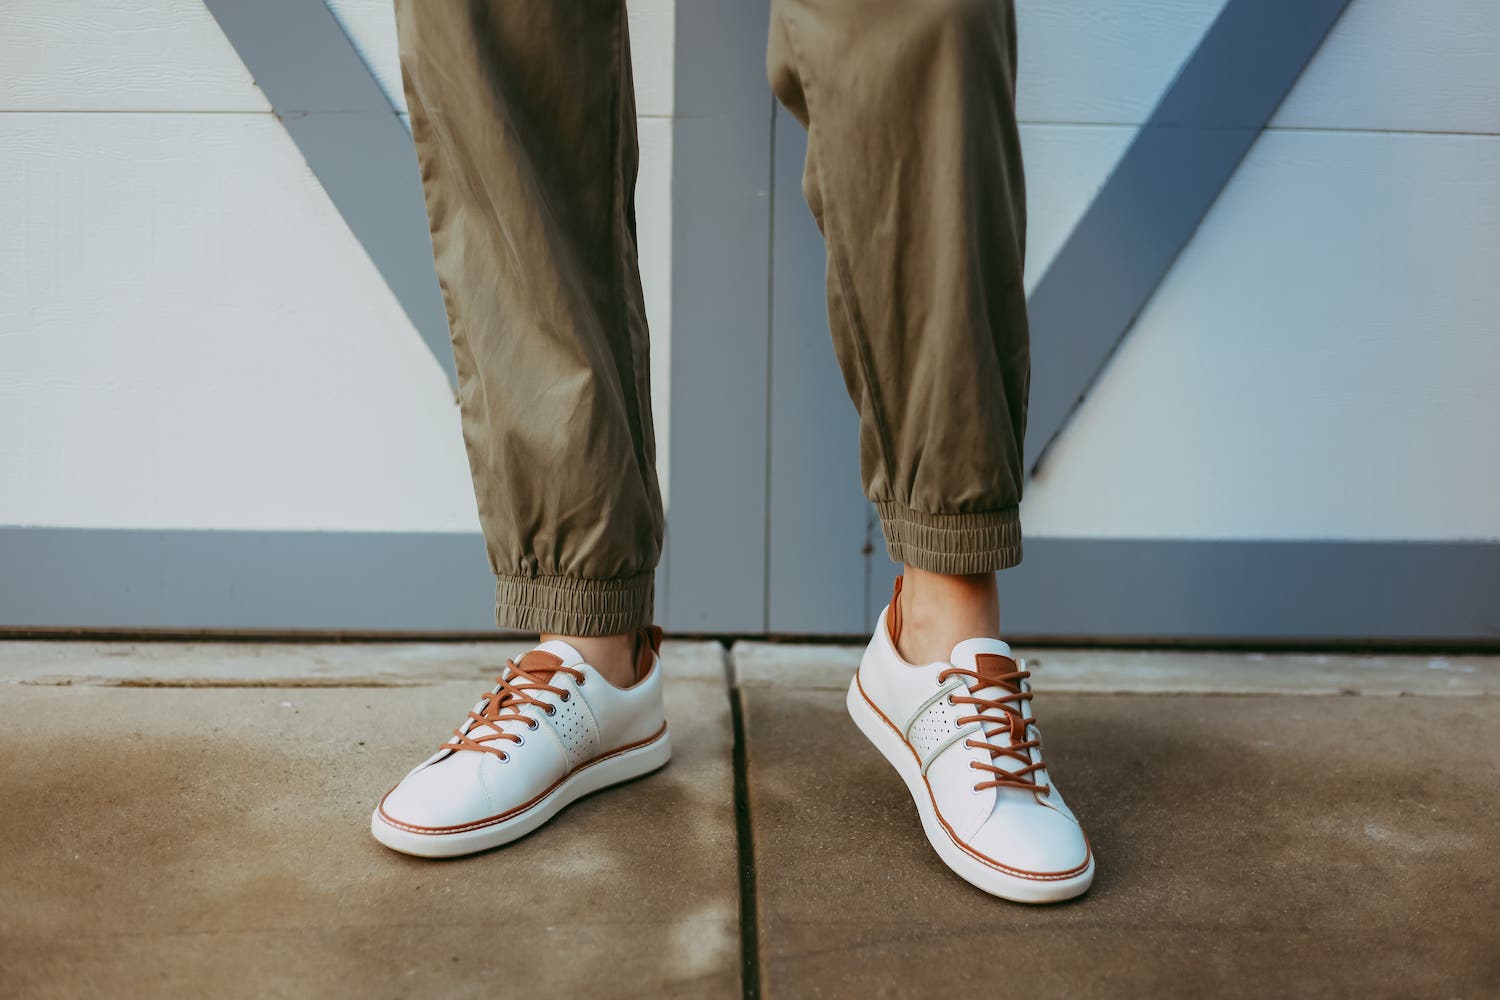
top-left (371, 0), bottom-right (670, 859)
top-left (768, 0), bottom-right (1093, 903)
top-left (766, 0), bottom-right (1029, 663)
top-left (397, 0), bottom-right (662, 686)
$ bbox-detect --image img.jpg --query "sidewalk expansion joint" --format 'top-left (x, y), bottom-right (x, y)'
top-left (728, 682), bottom-right (762, 1000)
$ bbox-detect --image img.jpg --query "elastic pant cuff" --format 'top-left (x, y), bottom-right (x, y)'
top-left (495, 571), bottom-right (655, 636)
top-left (875, 499), bottom-right (1023, 574)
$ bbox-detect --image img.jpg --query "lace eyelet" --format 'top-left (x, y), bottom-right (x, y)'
top-left (560, 692), bottom-right (571, 702)
top-left (514, 736), bottom-right (526, 748)
top-left (576, 675), bottom-right (587, 687)
top-left (545, 705), bottom-right (556, 716)
top-left (946, 695), bottom-right (956, 706)
top-left (497, 752), bottom-right (509, 762)
top-left (528, 719), bottom-right (539, 731)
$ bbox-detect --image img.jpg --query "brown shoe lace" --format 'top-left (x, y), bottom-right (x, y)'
top-left (442, 651), bottom-right (583, 762)
top-left (938, 652), bottom-right (1050, 795)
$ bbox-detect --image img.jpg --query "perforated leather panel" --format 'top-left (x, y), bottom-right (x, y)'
top-left (546, 690), bottom-right (601, 769)
top-left (907, 696), bottom-right (964, 762)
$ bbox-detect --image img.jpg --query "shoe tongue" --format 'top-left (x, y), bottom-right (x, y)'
top-left (484, 641), bottom-right (585, 721)
top-left (949, 637), bottom-right (1014, 673)
top-left (950, 638), bottom-right (1034, 787)
top-left (519, 640), bottom-right (586, 674)
top-left (950, 637), bottom-right (1023, 701)
top-left (455, 642), bottom-right (583, 751)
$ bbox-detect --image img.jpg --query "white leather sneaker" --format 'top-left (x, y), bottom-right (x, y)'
top-left (371, 627), bottom-right (671, 858)
top-left (847, 578), bottom-right (1094, 903)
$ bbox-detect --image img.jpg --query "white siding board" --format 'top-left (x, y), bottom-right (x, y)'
top-left (326, 0), bottom-right (676, 118)
top-left (625, 0), bottom-right (678, 117)
top-left (0, 113), bottom-right (475, 531)
top-left (1272, 0), bottom-right (1500, 134)
top-left (0, 0), bottom-right (268, 111)
top-left (1022, 129), bottom-right (1500, 541)
top-left (1019, 0), bottom-right (1500, 135)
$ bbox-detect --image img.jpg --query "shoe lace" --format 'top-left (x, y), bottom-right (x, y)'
top-left (939, 654), bottom-right (1049, 795)
top-left (442, 653), bottom-right (583, 762)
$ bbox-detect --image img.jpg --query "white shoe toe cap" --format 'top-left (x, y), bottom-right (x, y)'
top-left (966, 793), bottom-right (1091, 876)
top-left (379, 751), bottom-right (498, 829)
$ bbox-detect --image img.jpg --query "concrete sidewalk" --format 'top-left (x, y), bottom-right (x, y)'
top-left (1, 640), bottom-right (1496, 998)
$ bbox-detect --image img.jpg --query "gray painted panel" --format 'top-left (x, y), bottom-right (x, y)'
top-left (663, 0), bottom-right (776, 633)
top-left (766, 112), bottom-right (868, 635)
top-left (1, 529), bottom-right (494, 633)
top-left (1024, 0), bottom-right (1352, 469)
top-left (672, 0), bottom-right (773, 121)
top-left (664, 115), bottom-right (773, 633)
top-left (205, 0), bottom-right (455, 385)
top-left (1002, 539), bottom-right (1500, 642)
top-left (654, 533), bottom-right (670, 628)
top-left (4, 529), bottom-right (1494, 643)
top-left (862, 535), bottom-right (1500, 644)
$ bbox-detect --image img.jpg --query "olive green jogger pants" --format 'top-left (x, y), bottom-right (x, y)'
top-left (394, 0), bottom-right (1030, 636)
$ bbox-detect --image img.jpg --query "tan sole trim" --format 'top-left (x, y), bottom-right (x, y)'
top-left (855, 673), bottom-right (1092, 882)
top-left (376, 722), bottom-right (670, 836)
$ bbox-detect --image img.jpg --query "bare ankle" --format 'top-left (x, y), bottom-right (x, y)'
top-left (541, 632), bottom-right (636, 687)
top-left (892, 567), bottom-right (1001, 665)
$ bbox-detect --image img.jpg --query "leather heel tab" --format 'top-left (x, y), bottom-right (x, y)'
top-left (634, 625), bottom-right (664, 682)
top-left (887, 576), bottom-right (904, 647)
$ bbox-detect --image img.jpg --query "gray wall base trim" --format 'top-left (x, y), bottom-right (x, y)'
top-left (4, 530), bottom-right (1494, 643)
top-left (1000, 539), bottom-right (1499, 643)
top-left (204, 0), bottom-right (455, 385)
top-left (1, 529), bottom-right (496, 633)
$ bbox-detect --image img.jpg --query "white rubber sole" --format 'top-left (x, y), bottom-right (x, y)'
top-left (846, 677), bottom-right (1094, 904)
top-left (370, 728), bottom-right (672, 858)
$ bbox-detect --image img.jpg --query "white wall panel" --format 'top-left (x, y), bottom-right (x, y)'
top-left (0, 113), bottom-right (475, 531)
top-left (0, 108), bottom-right (675, 530)
top-left (0, 0), bottom-right (268, 111)
top-left (327, 0), bottom-right (676, 118)
top-left (1272, 0), bottom-right (1500, 134)
top-left (1022, 130), bottom-right (1500, 540)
